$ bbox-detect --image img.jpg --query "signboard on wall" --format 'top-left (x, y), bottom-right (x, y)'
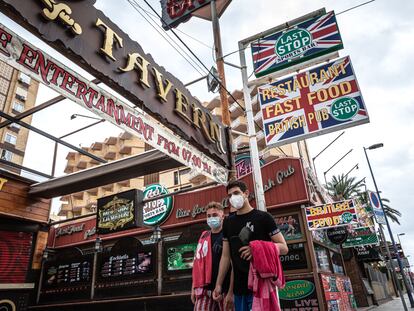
top-left (321, 274), bottom-right (357, 310)
top-left (0, 0), bottom-right (231, 180)
top-left (278, 276), bottom-right (320, 310)
top-left (235, 153), bottom-right (265, 178)
top-left (258, 56), bottom-right (369, 147)
top-left (97, 189), bottom-right (144, 234)
top-left (252, 11), bottom-right (343, 77)
top-left (143, 184), bottom-right (173, 226)
top-left (0, 23), bottom-right (228, 184)
top-left (305, 200), bottom-right (358, 230)
top-left (280, 243), bottom-right (308, 271)
top-left (342, 226), bottom-right (379, 248)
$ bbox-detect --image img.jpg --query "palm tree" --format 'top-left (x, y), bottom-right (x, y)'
top-left (324, 174), bottom-right (365, 201)
top-left (358, 192), bottom-right (401, 224)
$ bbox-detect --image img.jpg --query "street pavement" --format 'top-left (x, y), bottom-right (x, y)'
top-left (358, 295), bottom-right (412, 310)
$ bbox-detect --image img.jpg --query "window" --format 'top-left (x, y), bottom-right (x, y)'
top-left (12, 101), bottom-right (24, 113)
top-left (0, 149), bottom-right (13, 161)
top-left (15, 87), bottom-right (27, 101)
top-left (330, 251), bottom-right (344, 274)
top-left (174, 171), bottom-right (179, 185)
top-left (18, 72), bottom-right (31, 85)
top-left (5, 133), bottom-right (17, 145)
top-left (10, 123), bottom-right (21, 130)
top-left (315, 244), bottom-right (331, 272)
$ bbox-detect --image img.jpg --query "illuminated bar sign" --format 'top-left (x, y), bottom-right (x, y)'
top-left (0, 0), bottom-right (231, 178)
top-left (258, 56), bottom-right (369, 147)
top-left (251, 11), bottom-right (343, 77)
top-left (97, 189), bottom-right (144, 234)
top-left (305, 199), bottom-right (358, 230)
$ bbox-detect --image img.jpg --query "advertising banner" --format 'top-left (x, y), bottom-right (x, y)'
top-left (252, 11), bottom-right (343, 77)
top-left (368, 191), bottom-right (386, 225)
top-left (258, 56), bottom-right (369, 147)
top-left (342, 226), bottom-right (379, 248)
top-left (0, 23), bottom-right (228, 184)
top-left (321, 274), bottom-right (357, 311)
top-left (275, 213), bottom-right (303, 241)
top-left (279, 276), bottom-right (320, 310)
top-left (305, 200), bottom-right (358, 230)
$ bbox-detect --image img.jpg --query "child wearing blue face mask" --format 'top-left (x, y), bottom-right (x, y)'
top-left (191, 202), bottom-right (233, 311)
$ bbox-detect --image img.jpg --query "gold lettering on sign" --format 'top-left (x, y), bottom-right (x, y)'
top-left (40, 0), bottom-right (82, 35)
top-left (95, 18), bottom-right (123, 61)
top-left (119, 53), bottom-right (151, 88)
top-left (0, 178), bottom-right (8, 191)
top-left (174, 89), bottom-right (192, 124)
top-left (152, 68), bottom-right (173, 102)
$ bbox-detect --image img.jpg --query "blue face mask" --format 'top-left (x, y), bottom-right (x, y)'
top-left (207, 216), bottom-right (222, 230)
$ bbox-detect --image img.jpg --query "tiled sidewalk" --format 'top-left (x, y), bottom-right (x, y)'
top-left (358, 295), bottom-right (412, 310)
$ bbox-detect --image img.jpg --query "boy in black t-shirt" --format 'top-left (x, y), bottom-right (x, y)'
top-left (213, 180), bottom-right (288, 311)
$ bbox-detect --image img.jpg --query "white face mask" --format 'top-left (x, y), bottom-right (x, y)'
top-left (229, 194), bottom-right (245, 210)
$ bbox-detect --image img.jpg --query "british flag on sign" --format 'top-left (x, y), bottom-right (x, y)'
top-left (251, 11), bottom-right (343, 77)
top-left (258, 56), bottom-right (369, 147)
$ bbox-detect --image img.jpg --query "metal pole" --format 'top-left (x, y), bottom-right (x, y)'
top-left (90, 247), bottom-right (98, 299)
top-left (211, 0), bottom-right (230, 127)
top-left (364, 147), bottom-right (412, 308)
top-left (238, 42), bottom-right (266, 211)
top-left (51, 119), bottom-right (105, 176)
top-left (312, 131), bottom-right (345, 178)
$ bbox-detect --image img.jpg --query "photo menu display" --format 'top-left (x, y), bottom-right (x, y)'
top-left (167, 243), bottom-right (197, 271)
top-left (100, 251), bottom-right (153, 278)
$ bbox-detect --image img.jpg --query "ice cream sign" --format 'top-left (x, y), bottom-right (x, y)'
top-left (143, 184), bottom-right (173, 226)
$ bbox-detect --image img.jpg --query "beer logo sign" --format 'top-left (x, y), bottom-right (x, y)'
top-left (275, 28), bottom-right (314, 61)
top-left (278, 280), bottom-right (315, 300)
top-left (98, 196), bottom-right (134, 232)
top-left (143, 184), bottom-right (173, 226)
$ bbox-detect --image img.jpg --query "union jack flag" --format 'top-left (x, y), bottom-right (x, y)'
top-left (258, 56), bottom-right (369, 147)
top-left (251, 11), bottom-right (343, 77)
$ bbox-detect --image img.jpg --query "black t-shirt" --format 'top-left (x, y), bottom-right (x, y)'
top-left (206, 231), bottom-right (230, 292)
top-left (223, 209), bottom-right (280, 295)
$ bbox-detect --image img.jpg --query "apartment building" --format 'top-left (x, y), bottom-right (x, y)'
top-left (0, 60), bottom-right (39, 173)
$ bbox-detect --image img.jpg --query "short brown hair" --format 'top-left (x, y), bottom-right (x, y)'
top-left (206, 201), bottom-right (224, 211)
top-left (226, 180), bottom-right (248, 193)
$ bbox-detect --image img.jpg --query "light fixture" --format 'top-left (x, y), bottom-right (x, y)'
top-left (42, 248), bottom-right (49, 260)
top-left (95, 237), bottom-right (103, 253)
top-left (368, 143), bottom-right (384, 150)
top-left (151, 226), bottom-right (162, 243)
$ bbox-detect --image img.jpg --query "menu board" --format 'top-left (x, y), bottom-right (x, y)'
top-left (100, 252), bottom-right (153, 278)
top-left (321, 274), bottom-right (357, 311)
top-left (166, 243), bottom-right (197, 271)
top-left (40, 251), bottom-right (93, 302)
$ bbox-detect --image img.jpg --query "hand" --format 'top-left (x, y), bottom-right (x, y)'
top-left (239, 245), bottom-right (252, 261)
top-left (212, 284), bottom-right (222, 301)
top-left (224, 292), bottom-right (234, 311)
top-left (191, 287), bottom-right (196, 304)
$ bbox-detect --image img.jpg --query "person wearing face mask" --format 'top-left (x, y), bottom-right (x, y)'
top-left (213, 180), bottom-right (289, 311)
top-left (191, 202), bottom-right (232, 311)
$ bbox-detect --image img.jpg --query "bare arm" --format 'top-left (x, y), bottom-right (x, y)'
top-left (271, 232), bottom-right (288, 255)
top-left (213, 240), bottom-right (231, 300)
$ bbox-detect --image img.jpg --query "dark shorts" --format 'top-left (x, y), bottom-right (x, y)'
top-left (234, 294), bottom-right (253, 311)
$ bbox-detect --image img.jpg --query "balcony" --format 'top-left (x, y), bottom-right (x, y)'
top-left (104, 136), bottom-right (118, 145)
top-left (91, 142), bottom-right (103, 151)
top-left (211, 106), bottom-right (222, 117)
top-left (260, 148), bottom-right (284, 163)
top-left (229, 101), bottom-right (244, 118)
top-left (103, 144), bottom-right (117, 160)
top-left (188, 169), bottom-right (208, 184)
top-left (204, 96), bottom-right (220, 110)
top-left (234, 135), bottom-right (249, 149)
top-left (256, 130), bottom-right (266, 149)
top-left (228, 90), bottom-right (243, 104)
top-left (231, 115), bottom-right (247, 132)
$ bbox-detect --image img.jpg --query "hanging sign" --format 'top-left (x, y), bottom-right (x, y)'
top-left (342, 226), bottom-right (379, 248)
top-left (0, 0), bottom-right (231, 176)
top-left (143, 184), bottom-right (173, 226)
top-left (258, 56), bottom-right (369, 147)
top-left (326, 227), bottom-right (348, 245)
top-left (252, 10), bottom-right (343, 77)
top-left (305, 200), bottom-right (358, 230)
top-left (97, 189), bottom-right (144, 234)
top-left (0, 23), bottom-right (228, 184)
top-left (368, 191), bottom-right (386, 225)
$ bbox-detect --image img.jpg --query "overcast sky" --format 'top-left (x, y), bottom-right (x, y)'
top-left (1, 0), bottom-right (413, 260)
